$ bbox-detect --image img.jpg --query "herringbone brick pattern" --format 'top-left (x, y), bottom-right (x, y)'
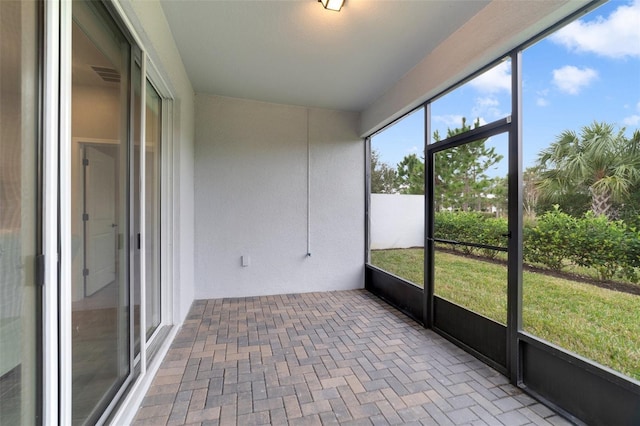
top-left (133, 290), bottom-right (571, 425)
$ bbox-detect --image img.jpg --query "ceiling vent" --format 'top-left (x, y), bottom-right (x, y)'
top-left (91, 66), bottom-right (120, 83)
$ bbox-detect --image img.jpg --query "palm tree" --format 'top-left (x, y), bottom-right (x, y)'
top-left (523, 166), bottom-right (542, 218)
top-left (536, 121), bottom-right (640, 218)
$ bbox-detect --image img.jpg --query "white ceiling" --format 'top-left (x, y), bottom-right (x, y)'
top-left (160, 0), bottom-right (490, 112)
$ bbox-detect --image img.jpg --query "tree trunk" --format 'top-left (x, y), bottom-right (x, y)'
top-left (591, 188), bottom-right (612, 218)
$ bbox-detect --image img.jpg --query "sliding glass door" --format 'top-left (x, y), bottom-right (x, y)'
top-left (0, 1), bottom-right (41, 424)
top-left (70, 2), bottom-right (166, 421)
top-left (145, 80), bottom-right (162, 340)
top-left (1, 0), bottom-right (168, 423)
top-left (71, 2), bottom-right (132, 423)
top-left (133, 72), bottom-right (162, 354)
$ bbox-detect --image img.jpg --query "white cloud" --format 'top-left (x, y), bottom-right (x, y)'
top-left (468, 61), bottom-right (511, 93)
top-left (551, 0), bottom-right (640, 59)
top-left (623, 101), bottom-right (640, 125)
top-left (472, 96), bottom-right (503, 120)
top-left (407, 145), bottom-right (419, 153)
top-left (623, 115), bottom-right (640, 126)
top-left (433, 114), bottom-right (464, 127)
top-left (536, 97), bottom-right (549, 107)
top-left (475, 97), bottom-right (499, 108)
top-left (552, 66), bottom-right (598, 94)
top-left (536, 89), bottom-right (550, 107)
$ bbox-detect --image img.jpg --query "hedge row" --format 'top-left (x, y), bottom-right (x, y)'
top-left (434, 212), bottom-right (507, 259)
top-left (434, 209), bottom-right (640, 283)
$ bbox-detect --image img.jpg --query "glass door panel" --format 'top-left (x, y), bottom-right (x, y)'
top-left (133, 59), bottom-right (141, 357)
top-left (145, 80), bottom-right (162, 339)
top-left (432, 133), bottom-right (509, 323)
top-left (71, 2), bottom-right (131, 423)
top-left (0, 1), bottom-right (40, 424)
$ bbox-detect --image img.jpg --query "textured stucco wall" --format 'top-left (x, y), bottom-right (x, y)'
top-left (194, 94), bottom-right (364, 298)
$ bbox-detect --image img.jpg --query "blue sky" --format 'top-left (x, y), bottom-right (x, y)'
top-left (372, 0), bottom-right (640, 177)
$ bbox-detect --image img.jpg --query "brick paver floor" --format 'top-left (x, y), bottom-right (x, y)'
top-left (133, 290), bottom-right (571, 425)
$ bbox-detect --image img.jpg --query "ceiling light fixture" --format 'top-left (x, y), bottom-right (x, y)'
top-left (319, 0), bottom-right (344, 12)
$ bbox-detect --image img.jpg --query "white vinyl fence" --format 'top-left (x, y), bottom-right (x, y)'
top-left (370, 194), bottom-right (424, 249)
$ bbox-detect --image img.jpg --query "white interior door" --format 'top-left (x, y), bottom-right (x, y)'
top-left (84, 145), bottom-right (117, 296)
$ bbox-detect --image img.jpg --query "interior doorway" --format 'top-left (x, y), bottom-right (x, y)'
top-left (82, 144), bottom-right (118, 298)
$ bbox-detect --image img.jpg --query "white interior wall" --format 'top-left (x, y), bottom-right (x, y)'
top-left (119, 0), bottom-right (195, 323)
top-left (194, 95), bottom-right (364, 299)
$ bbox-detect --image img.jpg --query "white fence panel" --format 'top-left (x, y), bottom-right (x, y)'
top-left (370, 194), bottom-right (424, 249)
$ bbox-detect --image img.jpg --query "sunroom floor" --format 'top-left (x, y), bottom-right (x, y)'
top-left (132, 289), bottom-right (570, 426)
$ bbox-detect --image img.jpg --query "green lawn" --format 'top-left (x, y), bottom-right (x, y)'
top-left (371, 248), bottom-right (640, 381)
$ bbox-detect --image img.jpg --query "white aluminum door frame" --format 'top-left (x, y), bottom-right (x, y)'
top-left (42, 0), bottom-right (61, 424)
top-left (43, 0), bottom-right (177, 423)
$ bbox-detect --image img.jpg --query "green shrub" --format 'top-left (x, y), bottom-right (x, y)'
top-left (434, 208), bottom-right (639, 283)
top-left (477, 216), bottom-right (508, 259)
top-left (524, 207), bottom-right (639, 282)
top-left (434, 212), bottom-right (507, 258)
top-left (435, 211), bottom-right (482, 254)
top-left (523, 207), bottom-right (577, 270)
top-left (622, 229), bottom-right (640, 282)
top-left (570, 212), bottom-right (624, 281)
top-left (626, 229), bottom-right (640, 269)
